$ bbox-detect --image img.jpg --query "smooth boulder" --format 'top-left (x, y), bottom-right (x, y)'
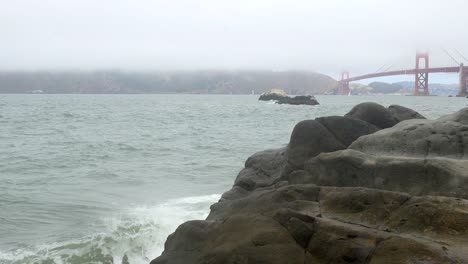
top-left (388, 104), bottom-right (426, 121)
top-left (284, 120), bottom-right (345, 174)
top-left (316, 116), bottom-right (379, 147)
top-left (345, 102), bottom-right (399, 129)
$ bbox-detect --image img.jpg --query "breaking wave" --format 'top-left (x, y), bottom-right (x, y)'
top-left (0, 194), bottom-right (220, 264)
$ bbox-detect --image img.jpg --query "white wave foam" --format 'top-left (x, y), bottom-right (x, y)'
top-left (0, 194), bottom-right (221, 264)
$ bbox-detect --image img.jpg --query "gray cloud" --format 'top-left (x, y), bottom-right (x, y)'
top-left (1, 0), bottom-right (467, 77)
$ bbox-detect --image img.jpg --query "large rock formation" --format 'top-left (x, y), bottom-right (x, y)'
top-left (151, 103), bottom-right (468, 264)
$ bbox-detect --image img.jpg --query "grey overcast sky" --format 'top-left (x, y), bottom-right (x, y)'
top-left (1, 0), bottom-right (468, 77)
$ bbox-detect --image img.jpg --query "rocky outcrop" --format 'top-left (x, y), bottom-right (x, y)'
top-left (151, 103), bottom-right (468, 264)
top-left (258, 89), bottom-right (288, 101)
top-left (259, 89), bottom-right (319, 106)
top-left (276, 95), bottom-right (320, 106)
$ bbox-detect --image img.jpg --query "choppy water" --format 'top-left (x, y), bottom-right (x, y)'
top-left (0, 94), bottom-right (467, 264)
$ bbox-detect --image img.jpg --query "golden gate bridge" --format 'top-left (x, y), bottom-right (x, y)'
top-left (339, 52), bottom-right (468, 96)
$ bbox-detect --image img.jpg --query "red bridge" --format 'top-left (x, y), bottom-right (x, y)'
top-left (339, 53), bottom-right (468, 96)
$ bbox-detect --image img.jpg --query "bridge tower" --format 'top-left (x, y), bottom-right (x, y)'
top-left (339, 71), bottom-right (350, 95)
top-left (459, 63), bottom-right (468, 97)
top-left (414, 53), bottom-right (429, 96)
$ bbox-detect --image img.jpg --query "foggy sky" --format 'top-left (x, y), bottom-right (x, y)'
top-left (2, 0), bottom-right (468, 77)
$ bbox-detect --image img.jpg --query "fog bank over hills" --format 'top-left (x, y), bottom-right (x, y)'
top-left (1, 70), bottom-right (460, 95)
top-left (0, 71), bottom-right (339, 95)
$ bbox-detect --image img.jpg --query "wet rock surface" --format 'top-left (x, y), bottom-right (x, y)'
top-left (151, 103), bottom-right (468, 264)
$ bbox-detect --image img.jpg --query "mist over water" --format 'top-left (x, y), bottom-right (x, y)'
top-left (1, 94), bottom-right (467, 263)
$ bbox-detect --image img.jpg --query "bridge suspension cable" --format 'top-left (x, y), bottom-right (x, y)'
top-left (375, 64), bottom-right (387, 73)
top-left (441, 47), bottom-right (460, 66)
top-left (383, 64), bottom-right (393, 72)
top-left (453, 48), bottom-right (468, 64)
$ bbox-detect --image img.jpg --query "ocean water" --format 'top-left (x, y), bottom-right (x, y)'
top-left (0, 94), bottom-right (467, 264)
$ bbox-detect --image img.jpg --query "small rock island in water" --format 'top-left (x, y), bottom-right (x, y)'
top-left (152, 102), bottom-right (468, 264)
top-left (259, 89), bottom-right (319, 105)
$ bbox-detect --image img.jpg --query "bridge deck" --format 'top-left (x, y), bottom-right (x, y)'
top-left (341, 66), bottom-right (467, 83)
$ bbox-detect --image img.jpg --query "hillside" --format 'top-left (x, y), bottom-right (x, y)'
top-left (349, 81), bottom-right (460, 96)
top-left (394, 81), bottom-right (459, 96)
top-left (0, 71), bottom-right (339, 95)
top-left (368, 81), bottom-right (404, 94)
